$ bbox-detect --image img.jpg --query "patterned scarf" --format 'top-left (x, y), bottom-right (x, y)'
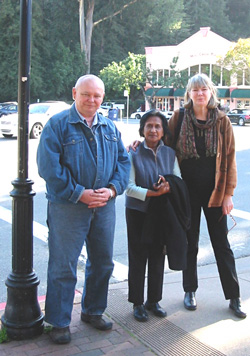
top-left (176, 108), bottom-right (218, 160)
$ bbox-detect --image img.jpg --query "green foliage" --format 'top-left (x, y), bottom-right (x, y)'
top-left (0, 327), bottom-right (9, 343)
top-left (226, 0), bottom-right (250, 40)
top-left (91, 0), bottom-right (188, 73)
top-left (0, 0), bottom-right (248, 103)
top-left (43, 325), bottom-right (53, 334)
top-left (183, 0), bottom-right (231, 39)
top-left (0, 0), bottom-right (19, 101)
top-left (100, 53), bottom-right (146, 107)
top-left (100, 53), bottom-right (188, 110)
top-left (218, 38), bottom-right (250, 84)
top-left (0, 0), bottom-right (85, 103)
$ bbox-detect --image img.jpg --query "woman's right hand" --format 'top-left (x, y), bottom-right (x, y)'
top-left (126, 140), bottom-right (141, 152)
top-left (153, 177), bottom-right (170, 196)
top-left (147, 175), bottom-right (170, 197)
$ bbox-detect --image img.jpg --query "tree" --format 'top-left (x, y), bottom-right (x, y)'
top-left (100, 53), bottom-right (188, 112)
top-left (226, 0), bottom-right (250, 40)
top-left (218, 38), bottom-right (250, 85)
top-left (78, 0), bottom-right (140, 73)
top-left (183, 0), bottom-right (231, 39)
top-left (91, 0), bottom-right (188, 73)
top-left (31, 0), bottom-right (86, 102)
top-left (0, 0), bottom-right (19, 101)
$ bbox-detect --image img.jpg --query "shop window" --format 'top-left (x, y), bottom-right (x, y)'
top-left (201, 64), bottom-right (210, 77)
top-left (158, 69), bottom-right (164, 85)
top-left (164, 70), bottom-right (169, 80)
top-left (222, 68), bottom-right (230, 86)
top-left (170, 69), bottom-right (175, 78)
top-left (245, 69), bottom-right (250, 85)
top-left (236, 100), bottom-right (243, 108)
top-left (237, 70), bottom-right (243, 85)
top-left (190, 65), bottom-right (199, 77)
top-left (163, 98), bottom-right (168, 111)
top-left (150, 70), bottom-right (157, 85)
top-left (212, 65), bottom-right (221, 85)
top-left (180, 68), bottom-right (189, 84)
top-left (158, 70), bottom-right (163, 78)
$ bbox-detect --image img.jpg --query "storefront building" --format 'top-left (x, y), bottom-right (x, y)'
top-left (145, 27), bottom-right (250, 112)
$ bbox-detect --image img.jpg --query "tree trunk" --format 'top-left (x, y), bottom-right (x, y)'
top-left (79, 0), bottom-right (139, 73)
top-left (79, 0), bottom-right (95, 74)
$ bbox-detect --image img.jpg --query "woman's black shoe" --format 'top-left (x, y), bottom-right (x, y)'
top-left (184, 292), bottom-right (197, 310)
top-left (133, 305), bottom-right (148, 322)
top-left (229, 298), bottom-right (247, 319)
top-left (145, 301), bottom-right (167, 317)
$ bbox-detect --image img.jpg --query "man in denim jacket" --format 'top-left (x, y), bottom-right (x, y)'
top-left (37, 75), bottom-right (130, 344)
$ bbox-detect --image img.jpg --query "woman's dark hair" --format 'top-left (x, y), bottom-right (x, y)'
top-left (139, 109), bottom-right (171, 139)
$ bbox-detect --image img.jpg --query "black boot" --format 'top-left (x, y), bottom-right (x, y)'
top-left (184, 292), bottom-right (197, 310)
top-left (229, 298), bottom-right (247, 319)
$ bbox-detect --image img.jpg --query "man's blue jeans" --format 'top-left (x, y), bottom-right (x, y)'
top-left (45, 200), bottom-right (115, 327)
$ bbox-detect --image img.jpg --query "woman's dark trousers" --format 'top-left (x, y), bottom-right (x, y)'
top-left (126, 208), bottom-right (165, 305)
top-left (182, 197), bottom-right (240, 300)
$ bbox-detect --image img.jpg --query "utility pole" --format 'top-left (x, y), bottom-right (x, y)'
top-left (1, 0), bottom-right (44, 339)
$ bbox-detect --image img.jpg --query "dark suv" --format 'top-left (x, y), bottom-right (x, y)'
top-left (227, 108), bottom-right (250, 126)
top-left (0, 102), bottom-right (18, 117)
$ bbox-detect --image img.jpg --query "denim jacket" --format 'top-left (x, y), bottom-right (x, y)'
top-left (37, 103), bottom-right (130, 204)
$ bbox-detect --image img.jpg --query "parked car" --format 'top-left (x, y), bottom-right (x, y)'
top-left (0, 101), bottom-right (70, 139)
top-left (163, 111), bottom-right (174, 120)
top-left (130, 108), bottom-right (146, 119)
top-left (102, 101), bottom-right (125, 110)
top-left (130, 108), bottom-right (173, 120)
top-left (0, 102), bottom-right (18, 117)
top-left (227, 108), bottom-right (250, 126)
top-left (98, 105), bottom-right (109, 117)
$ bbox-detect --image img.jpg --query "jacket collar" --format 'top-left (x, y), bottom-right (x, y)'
top-left (68, 103), bottom-right (107, 126)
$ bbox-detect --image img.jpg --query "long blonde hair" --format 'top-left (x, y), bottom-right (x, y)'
top-left (184, 73), bottom-right (219, 109)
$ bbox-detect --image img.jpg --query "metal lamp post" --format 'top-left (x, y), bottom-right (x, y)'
top-left (1, 0), bottom-right (44, 339)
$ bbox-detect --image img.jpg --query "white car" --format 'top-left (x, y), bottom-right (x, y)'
top-left (130, 108), bottom-right (173, 120)
top-left (98, 105), bottom-right (109, 117)
top-left (163, 111), bottom-right (174, 119)
top-left (130, 108), bottom-right (146, 119)
top-left (0, 101), bottom-right (70, 139)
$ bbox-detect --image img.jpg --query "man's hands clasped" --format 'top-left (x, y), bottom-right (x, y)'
top-left (79, 187), bottom-right (116, 208)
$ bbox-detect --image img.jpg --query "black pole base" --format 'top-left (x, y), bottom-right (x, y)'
top-left (1, 272), bottom-right (44, 340)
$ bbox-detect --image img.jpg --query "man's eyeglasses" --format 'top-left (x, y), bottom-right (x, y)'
top-left (218, 213), bottom-right (237, 233)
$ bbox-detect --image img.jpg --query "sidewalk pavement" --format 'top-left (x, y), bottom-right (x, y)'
top-left (1, 255), bottom-right (250, 356)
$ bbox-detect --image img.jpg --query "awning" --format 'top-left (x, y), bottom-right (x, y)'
top-left (173, 88), bottom-right (185, 97)
top-left (172, 88), bottom-right (230, 98)
top-left (145, 88), bottom-right (174, 96)
top-left (231, 89), bottom-right (250, 98)
top-left (217, 88), bottom-right (230, 98)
